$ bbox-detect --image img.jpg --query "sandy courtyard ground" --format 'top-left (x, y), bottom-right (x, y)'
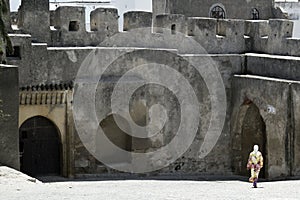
top-left (1, 166), bottom-right (299, 200)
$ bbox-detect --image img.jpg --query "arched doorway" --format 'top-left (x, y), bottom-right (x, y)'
top-left (19, 116), bottom-right (61, 177)
top-left (240, 103), bottom-right (267, 178)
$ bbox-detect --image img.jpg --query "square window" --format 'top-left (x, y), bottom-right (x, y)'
top-left (69, 21), bottom-right (79, 31)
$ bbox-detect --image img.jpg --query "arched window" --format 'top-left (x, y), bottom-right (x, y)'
top-left (210, 6), bottom-right (225, 19)
top-left (251, 8), bottom-right (259, 20)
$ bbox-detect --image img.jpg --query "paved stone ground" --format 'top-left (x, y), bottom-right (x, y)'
top-left (1, 167), bottom-right (299, 200)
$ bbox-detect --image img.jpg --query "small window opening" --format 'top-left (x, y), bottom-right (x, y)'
top-left (69, 21), bottom-right (79, 31)
top-left (210, 6), bottom-right (225, 19)
top-left (171, 24), bottom-right (176, 34)
top-left (252, 8), bottom-right (259, 20)
top-left (6, 46), bottom-right (21, 59)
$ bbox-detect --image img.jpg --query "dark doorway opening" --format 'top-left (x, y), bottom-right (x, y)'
top-left (240, 103), bottom-right (267, 178)
top-left (171, 24), bottom-right (176, 34)
top-left (19, 116), bottom-right (61, 177)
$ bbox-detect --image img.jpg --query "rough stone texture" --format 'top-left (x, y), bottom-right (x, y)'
top-left (52, 6), bottom-right (87, 46)
top-left (244, 19), bottom-right (300, 57)
top-left (17, 0), bottom-right (50, 43)
top-left (53, 6), bottom-right (86, 32)
top-left (244, 20), bottom-right (269, 52)
top-left (212, 19), bottom-right (245, 53)
top-left (0, 65), bottom-right (19, 170)
top-left (123, 11), bottom-right (152, 31)
top-left (155, 14), bottom-right (187, 34)
top-left (90, 8), bottom-right (119, 36)
top-left (291, 84), bottom-right (300, 176)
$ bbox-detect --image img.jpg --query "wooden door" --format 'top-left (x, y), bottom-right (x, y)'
top-left (19, 116), bottom-right (61, 177)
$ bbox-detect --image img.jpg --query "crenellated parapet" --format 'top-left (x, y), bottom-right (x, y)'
top-left (51, 6), bottom-right (87, 46)
top-left (50, 7), bottom-right (119, 47)
top-left (245, 19), bottom-right (300, 56)
top-left (90, 8), bottom-right (119, 35)
top-left (53, 6), bottom-right (86, 33)
top-left (9, 2), bottom-right (300, 56)
top-left (155, 14), bottom-right (246, 53)
top-left (154, 13), bottom-right (300, 56)
top-left (155, 14), bottom-right (187, 34)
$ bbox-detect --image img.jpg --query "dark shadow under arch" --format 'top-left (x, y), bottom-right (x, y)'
top-left (241, 103), bottom-right (267, 178)
top-left (19, 116), bottom-right (62, 177)
top-left (232, 102), bottom-right (267, 179)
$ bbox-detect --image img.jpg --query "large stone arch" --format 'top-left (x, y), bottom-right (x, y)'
top-left (232, 99), bottom-right (268, 179)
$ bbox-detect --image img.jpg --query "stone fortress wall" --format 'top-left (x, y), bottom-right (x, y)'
top-left (1, 0), bottom-right (300, 179)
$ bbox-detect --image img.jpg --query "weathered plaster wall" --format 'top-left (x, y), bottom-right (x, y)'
top-left (0, 64), bottom-right (19, 169)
